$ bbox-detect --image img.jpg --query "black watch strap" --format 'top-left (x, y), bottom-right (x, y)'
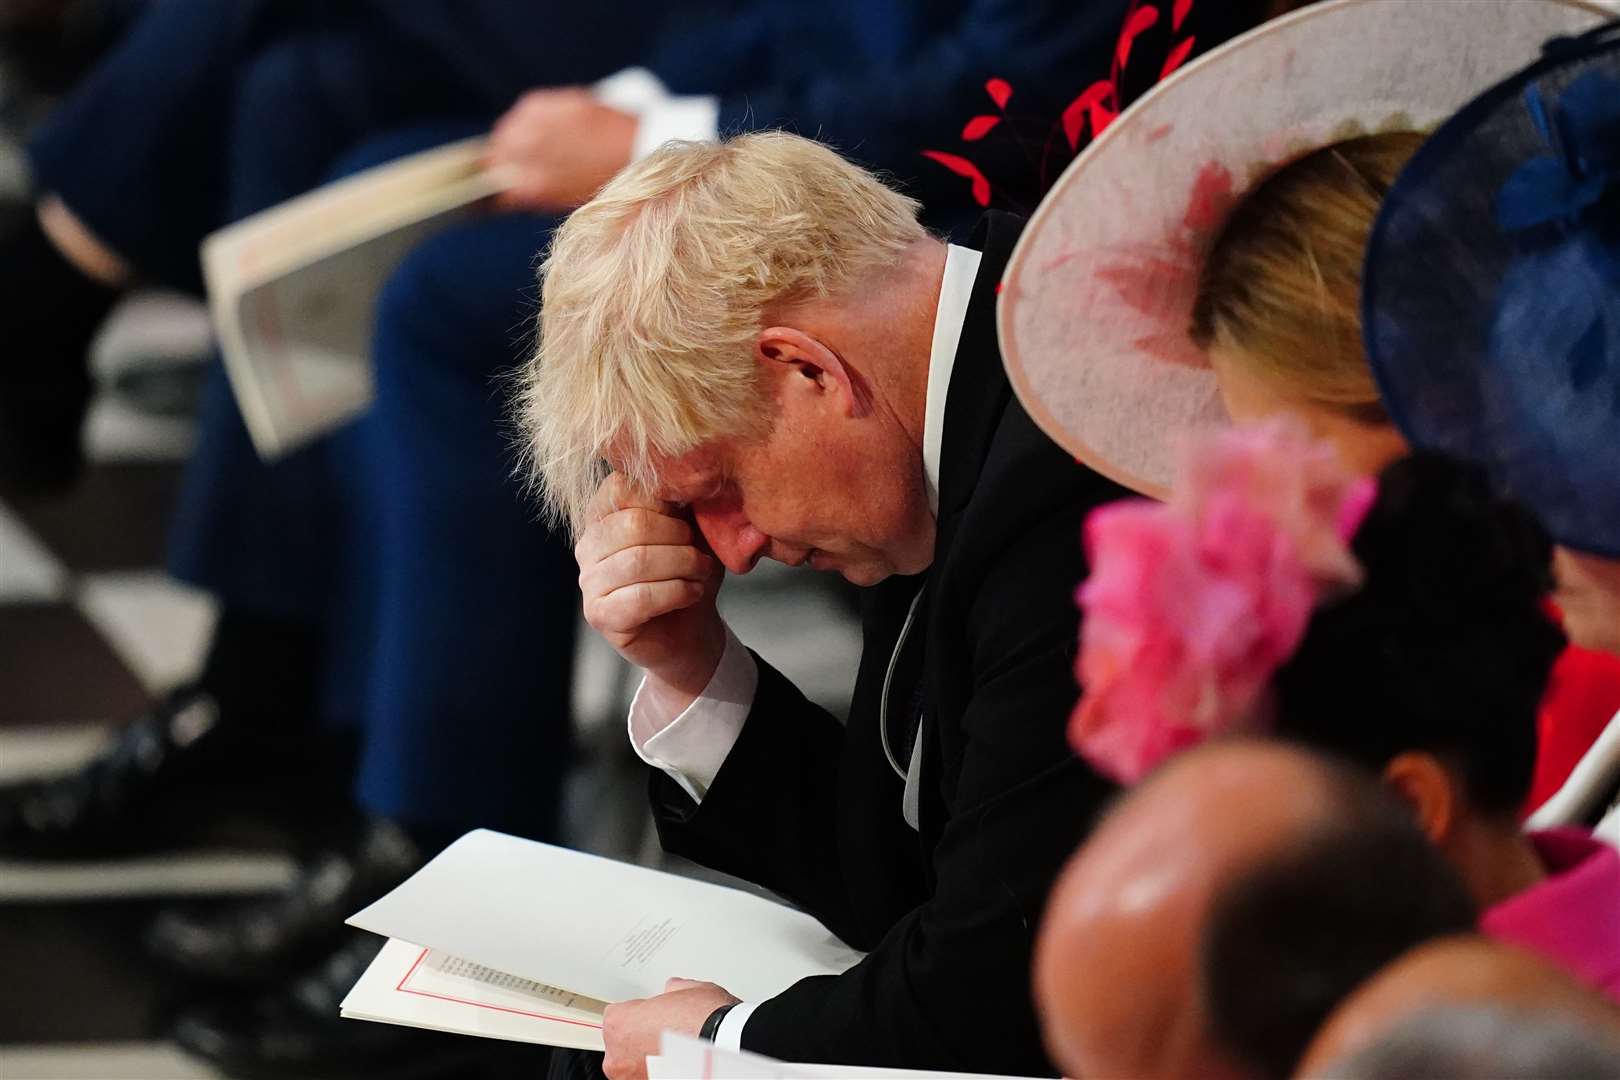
top-left (698, 1003), bottom-right (737, 1042)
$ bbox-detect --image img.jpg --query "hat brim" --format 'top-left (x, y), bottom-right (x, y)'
top-left (997, 0), bottom-right (1613, 498)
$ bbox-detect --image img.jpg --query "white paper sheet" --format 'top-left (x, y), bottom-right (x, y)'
top-left (347, 830), bottom-right (864, 1006)
top-left (650, 1033), bottom-right (1044, 1080)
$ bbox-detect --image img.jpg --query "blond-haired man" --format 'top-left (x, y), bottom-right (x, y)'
top-left (521, 132), bottom-right (1123, 1078)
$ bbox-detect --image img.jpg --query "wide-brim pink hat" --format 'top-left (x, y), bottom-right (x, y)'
top-left (997, 0), bottom-right (1614, 499)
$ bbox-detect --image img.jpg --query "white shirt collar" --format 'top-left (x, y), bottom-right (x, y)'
top-left (922, 244), bottom-right (983, 516)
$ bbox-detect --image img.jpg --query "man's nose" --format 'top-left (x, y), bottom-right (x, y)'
top-left (692, 504), bottom-right (768, 574)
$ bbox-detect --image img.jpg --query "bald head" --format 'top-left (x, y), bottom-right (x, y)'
top-left (1300, 937), bottom-right (1620, 1076)
top-left (1035, 740), bottom-right (1482, 1079)
top-left (1032, 741), bottom-right (1345, 1080)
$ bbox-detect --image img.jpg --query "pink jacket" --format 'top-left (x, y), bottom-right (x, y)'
top-left (1483, 828), bottom-right (1620, 1001)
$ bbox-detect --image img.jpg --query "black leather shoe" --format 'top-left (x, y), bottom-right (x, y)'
top-left (147, 818), bottom-right (424, 985)
top-left (0, 685), bottom-right (351, 859)
top-left (171, 933), bottom-right (521, 1080)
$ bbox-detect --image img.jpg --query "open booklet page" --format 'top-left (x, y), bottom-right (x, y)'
top-left (344, 829), bottom-right (864, 1045)
top-left (340, 937), bottom-right (606, 1051)
top-left (649, 1033), bottom-right (1046, 1080)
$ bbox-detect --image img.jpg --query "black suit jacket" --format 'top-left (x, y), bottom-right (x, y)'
top-left (650, 213), bottom-right (1125, 1075)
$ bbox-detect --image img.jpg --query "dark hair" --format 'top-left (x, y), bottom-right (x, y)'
top-left (1272, 453), bottom-right (1565, 817)
top-left (1201, 771), bottom-right (1480, 1080)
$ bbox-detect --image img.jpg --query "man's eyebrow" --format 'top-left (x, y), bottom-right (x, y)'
top-left (658, 469), bottom-right (729, 506)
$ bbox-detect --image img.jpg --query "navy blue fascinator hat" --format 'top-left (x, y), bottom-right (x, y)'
top-left (1363, 20), bottom-right (1620, 558)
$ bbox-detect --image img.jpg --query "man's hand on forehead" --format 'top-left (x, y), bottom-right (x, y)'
top-left (575, 473), bottom-right (728, 703)
top-left (594, 471), bottom-right (725, 549)
top-left (588, 472), bottom-right (669, 521)
top-left (577, 477), bottom-right (700, 566)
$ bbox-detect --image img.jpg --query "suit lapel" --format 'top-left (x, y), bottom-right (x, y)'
top-left (890, 213), bottom-right (1027, 835)
top-left (935, 212), bottom-right (1026, 539)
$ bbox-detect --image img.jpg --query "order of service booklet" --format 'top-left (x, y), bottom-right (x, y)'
top-left (340, 830), bottom-right (867, 1053)
top-left (200, 137), bottom-right (506, 460)
top-left (199, 66), bottom-right (677, 461)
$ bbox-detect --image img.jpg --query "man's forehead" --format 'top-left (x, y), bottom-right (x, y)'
top-left (603, 442), bottom-right (727, 500)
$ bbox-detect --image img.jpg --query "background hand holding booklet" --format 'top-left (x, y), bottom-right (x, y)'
top-left (201, 137), bottom-right (510, 459)
top-left (200, 66), bottom-right (679, 460)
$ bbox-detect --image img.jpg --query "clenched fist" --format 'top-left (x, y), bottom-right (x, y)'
top-left (576, 474), bottom-right (727, 713)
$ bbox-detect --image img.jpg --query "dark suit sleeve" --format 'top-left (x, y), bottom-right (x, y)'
top-left (649, 657), bottom-right (871, 944)
top-left (714, 0), bottom-right (1120, 216)
top-left (736, 499), bottom-right (1115, 1073)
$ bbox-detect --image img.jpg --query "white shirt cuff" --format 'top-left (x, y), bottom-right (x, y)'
top-left (627, 628), bottom-right (758, 803)
top-left (713, 1000), bottom-right (760, 1051)
top-left (631, 95), bottom-right (721, 160)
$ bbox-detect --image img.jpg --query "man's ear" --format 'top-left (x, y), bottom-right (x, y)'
top-left (756, 326), bottom-right (872, 418)
top-left (1381, 752), bottom-right (1458, 845)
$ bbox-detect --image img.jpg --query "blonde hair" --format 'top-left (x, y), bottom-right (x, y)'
top-left (516, 131), bottom-right (929, 533)
top-left (1190, 131), bottom-right (1425, 423)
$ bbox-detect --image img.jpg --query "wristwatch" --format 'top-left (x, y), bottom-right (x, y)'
top-left (698, 1003), bottom-right (737, 1042)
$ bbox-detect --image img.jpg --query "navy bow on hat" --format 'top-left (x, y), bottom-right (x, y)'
top-left (1496, 69), bottom-right (1620, 234)
top-left (1491, 68), bottom-right (1620, 408)
top-left (1363, 23), bottom-right (1620, 559)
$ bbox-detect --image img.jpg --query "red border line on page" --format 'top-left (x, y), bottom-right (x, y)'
top-left (394, 947), bottom-right (605, 1031)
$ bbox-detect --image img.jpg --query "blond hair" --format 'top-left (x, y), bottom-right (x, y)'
top-left (1190, 131), bottom-right (1425, 423)
top-left (516, 131), bottom-right (929, 533)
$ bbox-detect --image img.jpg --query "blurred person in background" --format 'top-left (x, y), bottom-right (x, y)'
top-left (1361, 19), bottom-right (1620, 847)
top-left (1267, 455), bottom-right (1620, 1001)
top-left (1032, 740), bottom-right (1478, 1080)
top-left (4, 3), bottom-right (669, 1076)
top-left (999, 0), bottom-right (1620, 839)
top-left (1067, 418), bottom-right (1620, 1002)
top-left (1201, 786), bottom-right (1615, 1079)
top-left (1189, 119), bottom-right (1620, 830)
top-left (0, 0), bottom-right (142, 99)
top-left (1306, 1004), bottom-right (1620, 1080)
top-left (1296, 939), bottom-right (1620, 1077)
top-left (0, 1), bottom-right (1272, 1075)
top-left (1174, 18), bottom-right (1620, 833)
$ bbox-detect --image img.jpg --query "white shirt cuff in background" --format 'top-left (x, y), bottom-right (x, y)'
top-left (631, 95), bottom-right (721, 160)
top-left (628, 627), bottom-right (758, 803)
top-left (714, 1000), bottom-right (760, 1050)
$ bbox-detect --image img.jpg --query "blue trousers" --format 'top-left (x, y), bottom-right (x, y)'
top-left (28, 2), bottom-right (613, 840)
top-left (170, 212), bottom-right (577, 840)
top-left (175, 149), bottom-right (577, 840)
top-left (28, 0), bottom-right (664, 290)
